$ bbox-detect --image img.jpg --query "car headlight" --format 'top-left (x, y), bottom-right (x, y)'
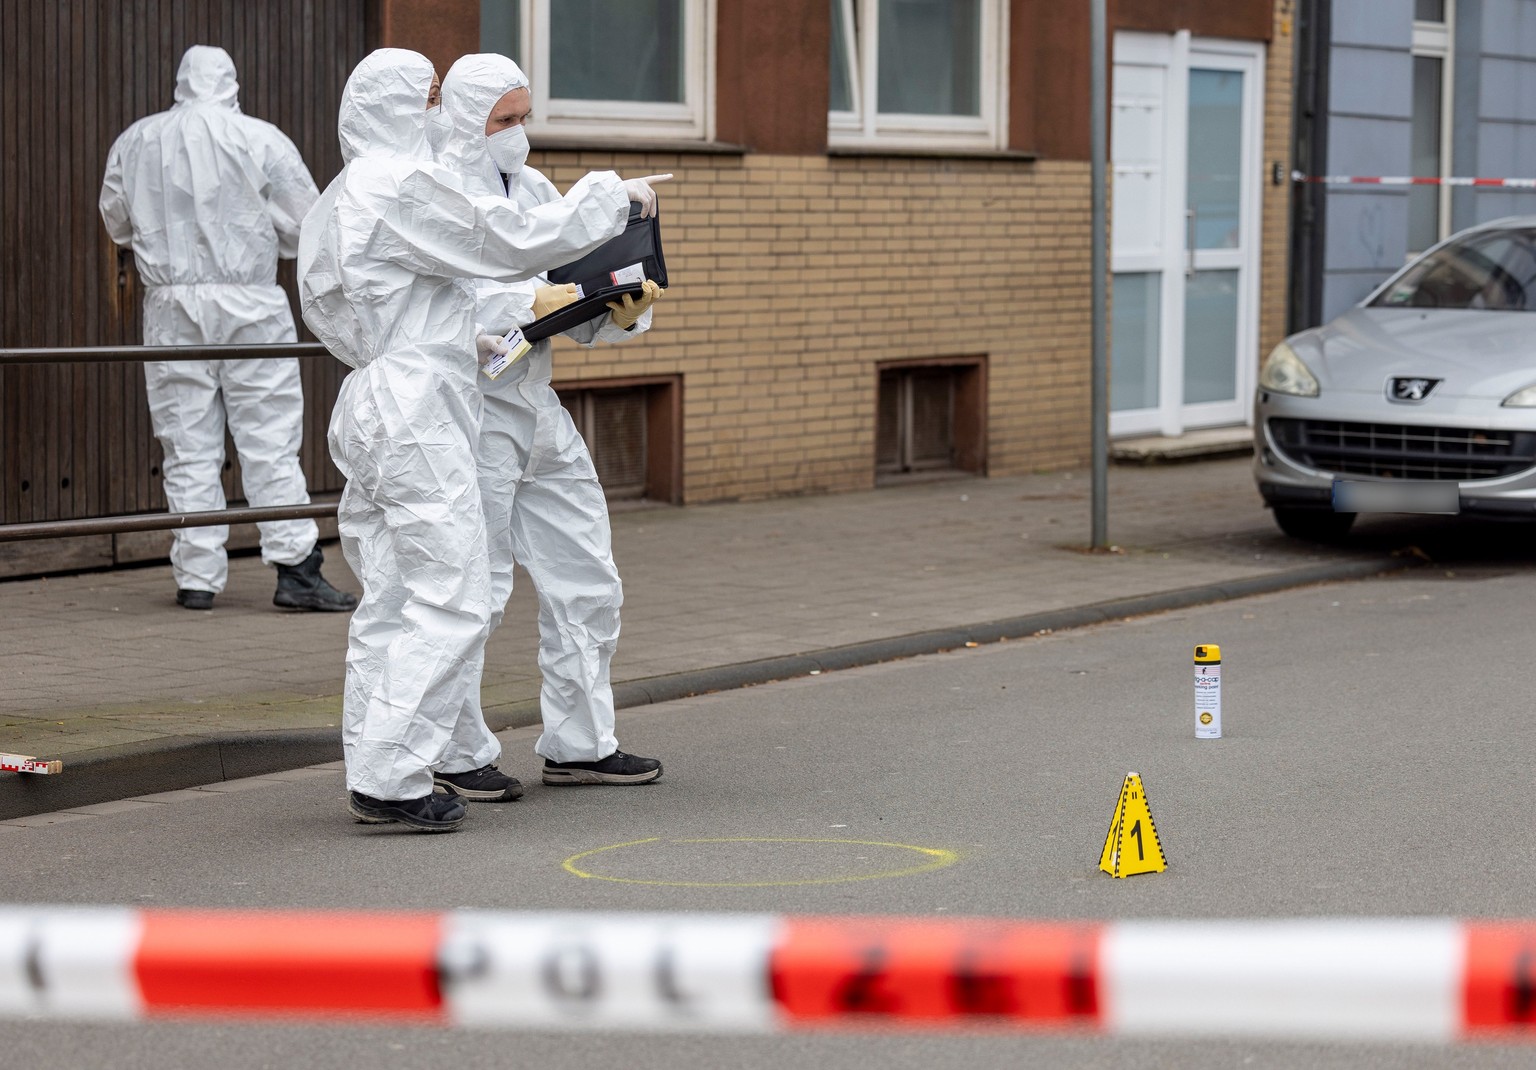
top-left (1503, 384), bottom-right (1536, 407)
top-left (1258, 342), bottom-right (1320, 397)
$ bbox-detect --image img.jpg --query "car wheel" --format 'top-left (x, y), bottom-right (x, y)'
top-left (1273, 507), bottom-right (1356, 542)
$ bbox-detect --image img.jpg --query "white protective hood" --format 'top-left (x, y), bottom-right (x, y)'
top-left (336, 46), bottom-right (434, 164)
top-left (173, 45), bottom-right (241, 109)
top-left (439, 53), bottom-right (529, 197)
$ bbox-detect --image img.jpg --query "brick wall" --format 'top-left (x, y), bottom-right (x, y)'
top-left (534, 153), bottom-right (1092, 504)
top-left (1259, 0), bottom-right (1296, 362)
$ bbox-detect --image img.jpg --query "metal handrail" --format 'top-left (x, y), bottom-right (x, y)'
top-left (1, 342), bottom-right (340, 540)
top-left (0, 502), bottom-right (340, 543)
top-left (0, 343), bottom-right (330, 365)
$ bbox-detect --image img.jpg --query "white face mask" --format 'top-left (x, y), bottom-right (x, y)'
top-left (425, 105), bottom-right (451, 154)
top-left (486, 124), bottom-right (530, 176)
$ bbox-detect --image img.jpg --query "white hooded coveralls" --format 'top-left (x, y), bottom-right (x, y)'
top-left (99, 45), bottom-right (321, 594)
top-left (440, 54), bottom-right (652, 764)
top-left (297, 48), bottom-right (630, 801)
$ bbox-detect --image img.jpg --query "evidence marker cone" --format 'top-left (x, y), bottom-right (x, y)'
top-left (1098, 772), bottom-right (1167, 878)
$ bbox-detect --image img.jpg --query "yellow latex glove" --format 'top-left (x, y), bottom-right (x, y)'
top-left (606, 279), bottom-right (663, 330)
top-left (533, 283), bottom-right (580, 319)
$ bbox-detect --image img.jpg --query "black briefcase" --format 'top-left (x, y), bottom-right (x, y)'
top-left (522, 201), bottom-right (669, 342)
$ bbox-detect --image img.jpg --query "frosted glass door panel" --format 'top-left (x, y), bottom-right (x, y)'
top-left (1111, 273), bottom-right (1162, 412)
top-left (1183, 270), bottom-right (1239, 405)
top-left (1187, 68), bottom-right (1243, 249)
top-left (1112, 63), bottom-right (1167, 258)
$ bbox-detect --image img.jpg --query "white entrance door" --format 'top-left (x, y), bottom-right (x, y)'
top-left (1110, 32), bottom-right (1264, 438)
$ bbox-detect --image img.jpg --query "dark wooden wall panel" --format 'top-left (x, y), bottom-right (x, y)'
top-left (0, 0), bottom-right (367, 560)
top-left (1112, 0), bottom-right (1273, 44)
top-left (716, 0), bottom-right (830, 155)
top-left (373, 0), bottom-right (478, 81)
top-left (1013, 0), bottom-right (1092, 160)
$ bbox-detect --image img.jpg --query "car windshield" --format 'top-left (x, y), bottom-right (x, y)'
top-left (1371, 226), bottom-right (1536, 311)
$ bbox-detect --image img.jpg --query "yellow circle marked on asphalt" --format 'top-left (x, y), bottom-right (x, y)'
top-left (561, 836), bottom-right (959, 888)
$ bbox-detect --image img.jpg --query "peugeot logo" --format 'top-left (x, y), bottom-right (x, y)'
top-left (1388, 377), bottom-right (1441, 403)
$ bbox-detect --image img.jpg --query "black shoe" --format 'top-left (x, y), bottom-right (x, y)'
top-left (542, 750), bottom-right (663, 786)
top-left (176, 588), bottom-right (215, 610)
top-left (433, 764), bottom-right (524, 802)
top-left (347, 790), bottom-right (466, 831)
top-left (274, 545), bottom-right (358, 612)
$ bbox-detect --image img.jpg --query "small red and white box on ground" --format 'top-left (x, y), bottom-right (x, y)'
top-left (0, 752), bottom-right (63, 774)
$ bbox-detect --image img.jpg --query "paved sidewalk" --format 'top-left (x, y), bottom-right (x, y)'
top-left (0, 458), bottom-right (1405, 815)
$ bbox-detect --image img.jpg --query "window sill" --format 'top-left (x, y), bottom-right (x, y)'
top-left (827, 145), bottom-right (1039, 162)
top-left (530, 138), bottom-right (748, 156)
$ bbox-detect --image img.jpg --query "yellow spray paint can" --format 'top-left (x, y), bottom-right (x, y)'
top-left (1194, 644), bottom-right (1221, 739)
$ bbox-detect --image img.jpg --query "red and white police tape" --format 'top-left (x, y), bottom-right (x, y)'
top-left (1292, 169), bottom-right (1536, 189)
top-left (1, 908), bottom-right (1534, 1041)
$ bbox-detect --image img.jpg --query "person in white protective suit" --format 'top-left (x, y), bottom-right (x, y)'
top-left (99, 45), bottom-right (357, 614)
top-left (439, 54), bottom-right (664, 790)
top-left (299, 48), bottom-right (664, 832)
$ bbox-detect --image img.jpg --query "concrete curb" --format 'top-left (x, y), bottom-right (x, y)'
top-left (0, 555), bottom-right (1412, 820)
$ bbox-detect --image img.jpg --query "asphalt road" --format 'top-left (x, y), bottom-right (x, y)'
top-left (5, 554), bottom-right (1536, 1068)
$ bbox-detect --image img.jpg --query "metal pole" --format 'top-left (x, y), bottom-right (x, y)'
top-left (1089, 0), bottom-right (1110, 549)
top-left (0, 502), bottom-right (338, 544)
top-left (0, 343), bottom-right (330, 365)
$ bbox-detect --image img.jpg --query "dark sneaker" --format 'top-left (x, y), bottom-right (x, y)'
top-left (347, 790), bottom-right (466, 832)
top-left (542, 750), bottom-right (663, 786)
top-left (176, 588), bottom-right (214, 610)
top-left (433, 764), bottom-right (524, 802)
top-left (273, 545), bottom-right (359, 612)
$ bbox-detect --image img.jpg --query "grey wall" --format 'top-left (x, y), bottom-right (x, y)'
top-left (1312, 0), bottom-right (1536, 325)
top-left (1321, 0), bottom-right (1413, 321)
top-left (1451, 0), bottom-right (1536, 229)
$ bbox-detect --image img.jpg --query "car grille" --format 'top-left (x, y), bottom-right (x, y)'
top-left (1269, 419), bottom-right (1536, 481)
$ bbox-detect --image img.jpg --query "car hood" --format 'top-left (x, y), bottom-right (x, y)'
top-left (1295, 308), bottom-right (1536, 399)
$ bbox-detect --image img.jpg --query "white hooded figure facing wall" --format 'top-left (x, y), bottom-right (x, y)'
top-left (99, 44), bottom-right (352, 613)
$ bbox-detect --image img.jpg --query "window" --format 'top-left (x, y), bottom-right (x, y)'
top-left (556, 377), bottom-right (682, 502)
top-left (1371, 226), bottom-right (1536, 312)
top-left (480, 0), bottom-right (712, 140)
top-left (1410, 1), bottom-right (1454, 253)
top-left (876, 360), bottom-right (986, 479)
top-left (829, 0), bottom-right (1007, 149)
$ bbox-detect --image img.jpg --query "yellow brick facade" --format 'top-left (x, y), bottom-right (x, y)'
top-left (536, 153), bottom-right (1092, 503)
top-left (1260, 0), bottom-right (1297, 362)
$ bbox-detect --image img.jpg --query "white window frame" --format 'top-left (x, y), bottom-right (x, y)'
top-left (1411, 0), bottom-right (1455, 249)
top-left (509, 0), bottom-right (714, 141)
top-left (829, 0), bottom-right (1008, 151)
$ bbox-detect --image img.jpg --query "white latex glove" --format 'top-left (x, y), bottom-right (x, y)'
top-left (622, 173), bottom-right (674, 219)
top-left (476, 333), bottom-right (510, 367)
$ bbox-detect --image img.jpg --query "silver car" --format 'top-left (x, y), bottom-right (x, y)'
top-left (1254, 216), bottom-right (1536, 540)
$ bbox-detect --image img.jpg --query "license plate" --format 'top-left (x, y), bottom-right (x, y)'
top-left (1331, 479), bottom-right (1460, 514)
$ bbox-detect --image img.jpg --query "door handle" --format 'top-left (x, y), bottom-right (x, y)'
top-left (1185, 208), bottom-right (1197, 277)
